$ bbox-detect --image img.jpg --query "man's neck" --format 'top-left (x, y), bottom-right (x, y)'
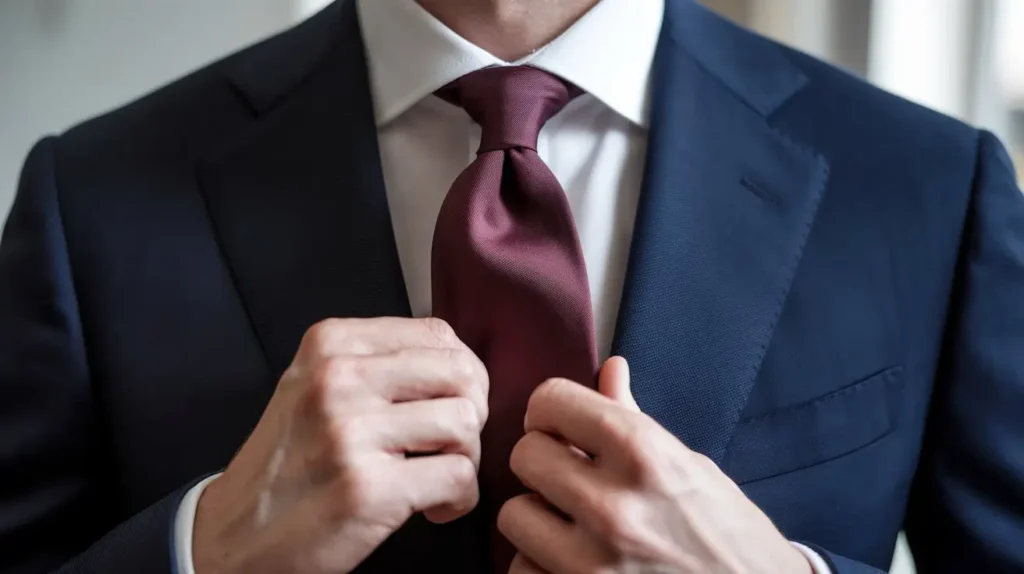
top-left (415, 0), bottom-right (601, 61)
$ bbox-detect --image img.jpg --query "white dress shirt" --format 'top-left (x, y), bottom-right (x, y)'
top-left (174, 1), bottom-right (830, 572)
top-left (364, 0), bottom-right (656, 357)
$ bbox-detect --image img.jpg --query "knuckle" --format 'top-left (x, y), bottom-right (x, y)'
top-left (465, 352), bottom-right (490, 395)
top-left (299, 365), bottom-right (337, 420)
top-left (329, 356), bottom-right (369, 385)
top-left (448, 455), bottom-right (477, 488)
top-left (278, 363), bottom-right (308, 395)
top-left (615, 425), bottom-right (658, 481)
top-left (446, 348), bottom-right (476, 385)
top-left (495, 496), bottom-right (523, 535)
top-left (306, 357), bottom-right (362, 400)
top-left (588, 494), bottom-right (641, 551)
top-left (324, 416), bottom-right (363, 463)
top-left (446, 348), bottom-right (488, 418)
top-left (508, 432), bottom-right (539, 476)
top-left (451, 397), bottom-right (481, 435)
top-left (630, 456), bottom-right (660, 487)
top-left (421, 317), bottom-right (457, 347)
top-left (596, 409), bottom-right (629, 444)
top-left (528, 377), bottom-right (563, 412)
top-left (450, 343), bottom-right (489, 388)
top-left (308, 359), bottom-right (339, 392)
top-left (303, 318), bottom-right (343, 353)
top-left (538, 376), bottom-right (567, 396)
top-left (432, 455), bottom-right (478, 508)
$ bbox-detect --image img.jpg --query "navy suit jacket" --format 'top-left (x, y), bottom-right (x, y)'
top-left (2, 1), bottom-right (1023, 572)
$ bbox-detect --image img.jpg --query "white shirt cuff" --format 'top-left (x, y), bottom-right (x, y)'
top-left (173, 474), bottom-right (222, 574)
top-left (791, 542), bottom-right (833, 574)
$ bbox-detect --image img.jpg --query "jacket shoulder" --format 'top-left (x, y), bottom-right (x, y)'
top-left (776, 44), bottom-right (980, 168)
top-left (56, 1), bottom-right (346, 169)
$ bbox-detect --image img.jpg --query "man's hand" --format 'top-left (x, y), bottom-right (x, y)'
top-left (499, 357), bottom-right (812, 574)
top-left (192, 318), bottom-right (488, 574)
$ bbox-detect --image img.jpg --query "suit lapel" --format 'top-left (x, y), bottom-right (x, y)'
top-left (198, 1), bottom-right (410, 379)
top-left (195, 0), bottom-right (827, 520)
top-left (612, 1), bottom-right (831, 465)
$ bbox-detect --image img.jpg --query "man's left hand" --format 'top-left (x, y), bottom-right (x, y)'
top-left (498, 357), bottom-right (814, 574)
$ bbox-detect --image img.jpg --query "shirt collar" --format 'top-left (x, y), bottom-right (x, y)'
top-left (356, 0), bottom-right (664, 128)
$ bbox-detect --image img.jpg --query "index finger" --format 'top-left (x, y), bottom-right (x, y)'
top-left (523, 378), bottom-right (627, 458)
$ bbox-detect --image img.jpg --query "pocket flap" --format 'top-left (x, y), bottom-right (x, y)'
top-left (724, 366), bottom-right (904, 484)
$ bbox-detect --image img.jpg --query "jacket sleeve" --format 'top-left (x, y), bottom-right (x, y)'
top-left (900, 130), bottom-right (1024, 572)
top-left (0, 137), bottom-right (184, 574)
top-left (804, 131), bottom-right (1024, 573)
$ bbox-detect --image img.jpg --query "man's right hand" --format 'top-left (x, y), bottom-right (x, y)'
top-left (192, 317), bottom-right (489, 573)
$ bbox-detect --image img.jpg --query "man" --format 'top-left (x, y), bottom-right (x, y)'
top-left (1, 0), bottom-right (1022, 572)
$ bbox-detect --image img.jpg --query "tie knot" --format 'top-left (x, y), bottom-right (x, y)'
top-left (437, 66), bottom-right (580, 153)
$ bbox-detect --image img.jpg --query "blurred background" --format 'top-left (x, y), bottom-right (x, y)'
top-left (1, 0), bottom-right (1021, 219)
top-left (0, 2), bottom-right (1021, 571)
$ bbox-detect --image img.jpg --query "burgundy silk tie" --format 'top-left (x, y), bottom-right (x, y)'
top-left (432, 66), bottom-right (600, 571)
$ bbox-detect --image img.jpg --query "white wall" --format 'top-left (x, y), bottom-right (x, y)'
top-left (0, 0), bottom-right (300, 218)
top-left (995, 0), bottom-right (1024, 106)
top-left (868, 0), bottom-right (975, 118)
top-left (297, 0), bottom-right (335, 18)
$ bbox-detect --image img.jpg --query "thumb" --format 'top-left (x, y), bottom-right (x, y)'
top-left (598, 356), bottom-right (639, 411)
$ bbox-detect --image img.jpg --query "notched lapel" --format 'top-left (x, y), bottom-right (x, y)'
top-left (198, 1), bottom-right (410, 379)
top-left (612, 2), bottom-right (831, 465)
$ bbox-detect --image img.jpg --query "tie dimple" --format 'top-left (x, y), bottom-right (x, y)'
top-left (437, 66), bottom-right (581, 152)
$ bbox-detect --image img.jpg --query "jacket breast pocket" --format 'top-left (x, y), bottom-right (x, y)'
top-left (723, 366), bottom-right (904, 485)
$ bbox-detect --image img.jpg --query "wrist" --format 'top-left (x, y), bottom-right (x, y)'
top-left (193, 476), bottom-right (237, 574)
